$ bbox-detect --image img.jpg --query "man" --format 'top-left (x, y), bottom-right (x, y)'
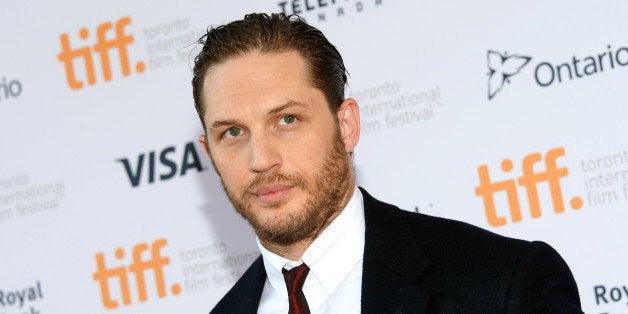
top-left (192, 13), bottom-right (583, 313)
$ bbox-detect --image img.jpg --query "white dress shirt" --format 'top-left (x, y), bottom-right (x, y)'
top-left (257, 187), bottom-right (365, 314)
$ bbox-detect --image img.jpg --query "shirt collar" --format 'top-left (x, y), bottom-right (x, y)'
top-left (257, 186), bottom-right (365, 296)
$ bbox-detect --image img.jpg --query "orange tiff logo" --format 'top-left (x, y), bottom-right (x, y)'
top-left (57, 16), bottom-right (145, 90)
top-left (92, 238), bottom-right (181, 309)
top-left (475, 147), bottom-right (583, 227)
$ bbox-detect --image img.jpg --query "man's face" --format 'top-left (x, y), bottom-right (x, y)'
top-left (199, 50), bottom-right (356, 246)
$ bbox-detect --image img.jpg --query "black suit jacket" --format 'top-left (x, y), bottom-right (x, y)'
top-left (210, 188), bottom-right (582, 313)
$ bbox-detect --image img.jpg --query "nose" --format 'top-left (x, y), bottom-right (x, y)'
top-left (248, 132), bottom-right (281, 173)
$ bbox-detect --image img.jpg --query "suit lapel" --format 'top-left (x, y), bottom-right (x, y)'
top-left (360, 188), bottom-right (431, 314)
top-left (210, 256), bottom-right (266, 314)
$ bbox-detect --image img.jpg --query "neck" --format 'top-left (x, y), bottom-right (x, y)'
top-left (259, 239), bottom-right (313, 261)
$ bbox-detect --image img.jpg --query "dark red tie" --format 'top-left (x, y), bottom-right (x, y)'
top-left (282, 264), bottom-right (311, 314)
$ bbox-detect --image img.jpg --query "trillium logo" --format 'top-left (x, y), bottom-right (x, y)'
top-left (487, 50), bottom-right (531, 100)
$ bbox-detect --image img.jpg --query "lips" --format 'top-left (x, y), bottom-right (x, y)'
top-left (254, 184), bottom-right (293, 204)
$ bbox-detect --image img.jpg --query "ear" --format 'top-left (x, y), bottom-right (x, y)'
top-left (199, 134), bottom-right (211, 157)
top-left (336, 98), bottom-right (360, 154)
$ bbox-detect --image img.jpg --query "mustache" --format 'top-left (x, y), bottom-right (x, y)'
top-left (242, 171), bottom-right (309, 195)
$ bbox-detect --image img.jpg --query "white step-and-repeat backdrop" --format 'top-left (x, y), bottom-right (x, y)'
top-left (1, 1), bottom-right (626, 313)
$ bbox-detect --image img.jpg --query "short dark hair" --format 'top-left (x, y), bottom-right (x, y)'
top-left (191, 13), bottom-right (348, 130)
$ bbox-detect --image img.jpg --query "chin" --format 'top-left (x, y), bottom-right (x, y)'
top-left (255, 201), bottom-right (302, 221)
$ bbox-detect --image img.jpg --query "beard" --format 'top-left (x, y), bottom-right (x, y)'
top-left (219, 129), bottom-right (352, 246)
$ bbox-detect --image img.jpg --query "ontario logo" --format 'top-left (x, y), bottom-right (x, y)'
top-left (474, 147), bottom-right (583, 227)
top-left (92, 238), bottom-right (181, 309)
top-left (0, 77), bottom-right (23, 102)
top-left (487, 43), bottom-right (628, 100)
top-left (486, 50), bottom-right (531, 100)
top-left (57, 16), bottom-right (145, 90)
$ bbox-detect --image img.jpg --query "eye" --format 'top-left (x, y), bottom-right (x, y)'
top-left (279, 115), bottom-right (297, 126)
top-left (223, 126), bottom-right (244, 139)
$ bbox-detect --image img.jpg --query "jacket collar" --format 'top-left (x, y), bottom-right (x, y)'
top-left (210, 256), bottom-right (266, 314)
top-left (360, 187), bottom-right (431, 313)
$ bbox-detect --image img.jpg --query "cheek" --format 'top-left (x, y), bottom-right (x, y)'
top-left (285, 132), bottom-right (333, 174)
top-left (213, 155), bottom-right (246, 187)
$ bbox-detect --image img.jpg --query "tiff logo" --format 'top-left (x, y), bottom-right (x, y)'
top-left (92, 238), bottom-right (181, 309)
top-left (57, 16), bottom-right (145, 90)
top-left (475, 147), bottom-right (583, 227)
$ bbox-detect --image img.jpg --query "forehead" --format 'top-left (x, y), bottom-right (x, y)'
top-left (206, 50), bottom-right (307, 82)
top-left (201, 50), bottom-right (316, 116)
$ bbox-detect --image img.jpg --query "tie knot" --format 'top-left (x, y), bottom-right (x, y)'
top-left (282, 263), bottom-right (310, 294)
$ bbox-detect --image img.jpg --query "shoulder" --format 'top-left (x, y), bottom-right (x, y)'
top-left (361, 187), bottom-right (529, 259)
top-left (402, 208), bottom-right (529, 263)
top-left (360, 188), bottom-right (582, 312)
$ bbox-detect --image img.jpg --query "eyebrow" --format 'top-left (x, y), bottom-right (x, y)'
top-left (210, 119), bottom-right (238, 130)
top-left (209, 101), bottom-right (310, 131)
top-left (267, 100), bottom-right (310, 116)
